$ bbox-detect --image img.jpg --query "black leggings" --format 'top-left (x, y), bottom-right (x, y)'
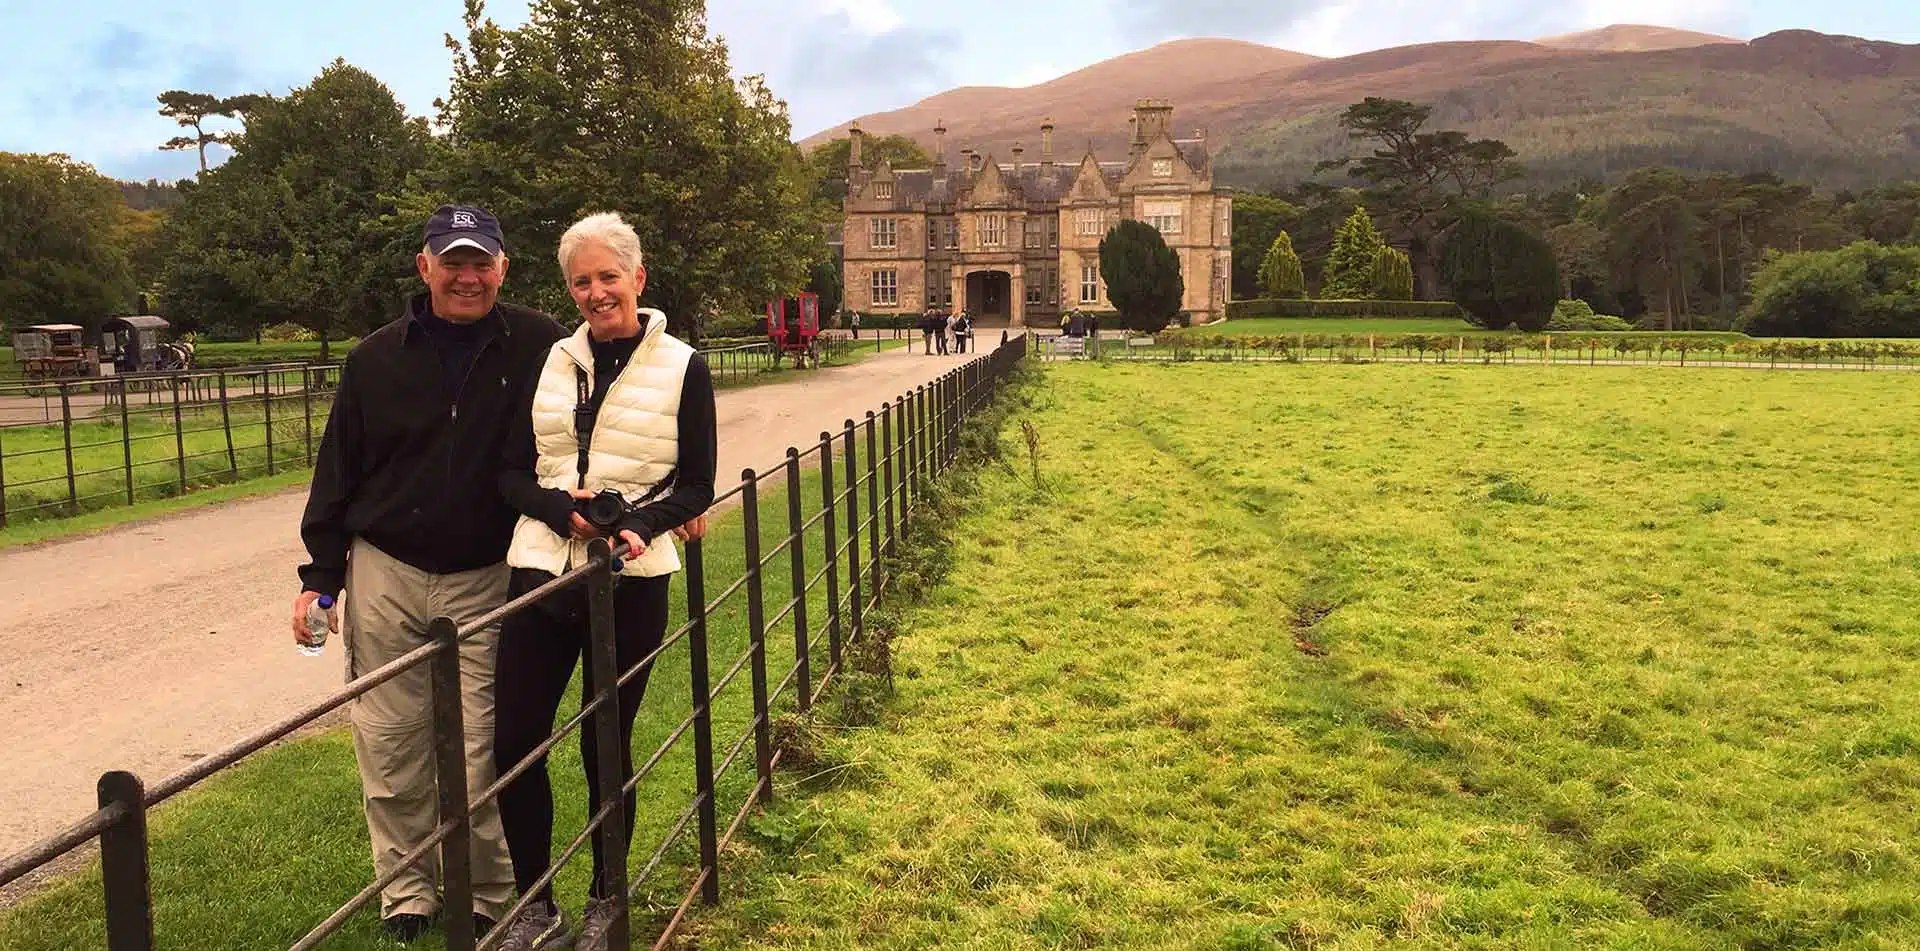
top-left (493, 568), bottom-right (669, 903)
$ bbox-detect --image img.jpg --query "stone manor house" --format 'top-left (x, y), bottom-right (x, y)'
top-left (839, 99), bottom-right (1233, 326)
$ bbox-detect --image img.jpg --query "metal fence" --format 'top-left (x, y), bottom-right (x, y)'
top-left (0, 363), bottom-right (343, 527)
top-left (0, 338), bottom-right (865, 529)
top-left (0, 333), bottom-right (1029, 950)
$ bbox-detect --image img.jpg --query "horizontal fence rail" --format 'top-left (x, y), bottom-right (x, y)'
top-left (0, 333), bottom-right (1029, 951)
top-left (0, 338), bottom-right (868, 530)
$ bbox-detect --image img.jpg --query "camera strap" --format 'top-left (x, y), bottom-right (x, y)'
top-left (573, 364), bottom-right (678, 512)
top-left (573, 367), bottom-right (594, 487)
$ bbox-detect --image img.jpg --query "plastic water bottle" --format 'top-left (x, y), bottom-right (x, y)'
top-left (300, 595), bottom-right (336, 657)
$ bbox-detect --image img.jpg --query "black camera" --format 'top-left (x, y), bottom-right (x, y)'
top-left (577, 488), bottom-right (633, 532)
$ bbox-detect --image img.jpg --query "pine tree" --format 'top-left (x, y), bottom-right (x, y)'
top-left (1322, 206), bottom-right (1385, 299)
top-left (1257, 230), bottom-right (1306, 298)
top-left (1370, 245), bottom-right (1414, 300)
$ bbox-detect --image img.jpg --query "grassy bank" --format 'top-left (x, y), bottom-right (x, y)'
top-left (679, 361), bottom-right (1920, 949)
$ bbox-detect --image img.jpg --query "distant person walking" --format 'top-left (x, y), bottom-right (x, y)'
top-left (293, 205), bottom-right (566, 941)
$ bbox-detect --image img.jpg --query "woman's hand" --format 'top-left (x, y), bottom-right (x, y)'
top-left (566, 489), bottom-right (603, 540)
top-left (617, 529), bottom-right (646, 557)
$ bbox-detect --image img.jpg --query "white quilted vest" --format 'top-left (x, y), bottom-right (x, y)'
top-left (507, 310), bottom-right (692, 578)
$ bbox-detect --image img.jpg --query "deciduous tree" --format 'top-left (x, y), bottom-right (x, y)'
top-left (158, 60), bottom-right (429, 354)
top-left (429, 0), bottom-right (821, 341)
top-left (0, 152), bottom-right (139, 333)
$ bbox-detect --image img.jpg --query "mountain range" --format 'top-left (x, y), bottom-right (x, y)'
top-left (800, 26), bottom-right (1920, 191)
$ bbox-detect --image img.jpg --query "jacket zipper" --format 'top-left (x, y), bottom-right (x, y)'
top-left (443, 336), bottom-right (495, 506)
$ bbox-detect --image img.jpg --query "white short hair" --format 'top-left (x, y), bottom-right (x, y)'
top-left (558, 211), bottom-right (644, 277)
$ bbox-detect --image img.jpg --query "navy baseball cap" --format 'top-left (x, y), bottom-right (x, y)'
top-left (424, 204), bottom-right (505, 256)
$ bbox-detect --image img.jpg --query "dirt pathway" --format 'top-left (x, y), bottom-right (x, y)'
top-left (0, 341), bottom-right (996, 858)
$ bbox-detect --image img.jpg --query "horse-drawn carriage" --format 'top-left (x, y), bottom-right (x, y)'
top-left (11, 316), bottom-right (193, 383)
top-left (766, 293), bottom-right (822, 369)
top-left (101, 315), bottom-right (193, 374)
top-left (11, 324), bottom-right (99, 381)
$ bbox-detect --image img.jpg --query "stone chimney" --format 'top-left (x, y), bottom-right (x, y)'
top-left (932, 118), bottom-right (946, 175)
top-left (1041, 118), bottom-right (1054, 164)
top-left (1129, 98), bottom-right (1172, 159)
top-left (848, 121), bottom-right (863, 168)
top-left (959, 147), bottom-right (974, 175)
top-left (1011, 141), bottom-right (1023, 170)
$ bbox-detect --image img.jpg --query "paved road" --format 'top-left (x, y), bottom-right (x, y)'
top-left (0, 342), bottom-right (991, 858)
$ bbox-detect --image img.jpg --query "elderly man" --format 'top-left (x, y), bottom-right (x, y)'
top-left (293, 205), bottom-right (567, 940)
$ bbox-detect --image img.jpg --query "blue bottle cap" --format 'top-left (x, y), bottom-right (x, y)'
top-left (318, 595), bottom-right (335, 608)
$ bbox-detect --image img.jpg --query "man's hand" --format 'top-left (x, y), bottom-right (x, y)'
top-left (292, 590), bottom-right (335, 647)
top-left (671, 513), bottom-right (709, 542)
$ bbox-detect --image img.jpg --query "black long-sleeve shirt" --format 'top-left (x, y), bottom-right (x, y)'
top-left (498, 331), bottom-right (717, 553)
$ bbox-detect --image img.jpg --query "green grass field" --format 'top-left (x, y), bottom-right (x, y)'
top-left (0, 418), bottom-right (931, 949)
top-left (673, 361), bottom-right (1920, 950)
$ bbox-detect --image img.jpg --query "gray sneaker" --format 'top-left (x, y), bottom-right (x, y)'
top-left (495, 902), bottom-right (572, 951)
top-left (576, 896), bottom-right (623, 951)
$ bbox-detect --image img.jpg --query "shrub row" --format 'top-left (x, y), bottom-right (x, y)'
top-left (1155, 331), bottom-right (1920, 362)
top-left (1226, 298), bottom-right (1466, 319)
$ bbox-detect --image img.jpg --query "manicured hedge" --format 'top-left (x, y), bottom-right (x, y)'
top-left (1227, 298), bottom-right (1466, 319)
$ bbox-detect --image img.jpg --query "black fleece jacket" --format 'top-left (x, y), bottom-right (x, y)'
top-left (296, 294), bottom-right (567, 597)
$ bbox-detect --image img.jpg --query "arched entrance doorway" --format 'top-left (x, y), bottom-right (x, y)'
top-left (965, 271), bottom-right (1012, 321)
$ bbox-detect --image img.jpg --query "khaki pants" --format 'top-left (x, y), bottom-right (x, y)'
top-left (342, 539), bottom-right (515, 920)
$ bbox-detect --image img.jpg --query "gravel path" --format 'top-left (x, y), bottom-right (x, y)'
top-left (0, 342), bottom-right (991, 859)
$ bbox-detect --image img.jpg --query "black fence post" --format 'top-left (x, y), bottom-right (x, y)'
top-left (0, 426), bottom-right (10, 529)
top-left (684, 539), bottom-right (721, 904)
top-left (60, 385), bottom-right (77, 515)
top-left (817, 432), bottom-right (842, 673)
top-left (864, 411), bottom-right (881, 600)
top-left (217, 370), bottom-right (236, 478)
top-left (171, 375), bottom-right (187, 493)
top-left (427, 616), bottom-right (476, 951)
top-left (784, 449), bottom-right (811, 712)
top-left (119, 378), bottom-right (134, 505)
top-left (98, 771), bottom-right (154, 951)
top-left (741, 469), bottom-right (775, 806)
top-left (878, 404), bottom-right (895, 559)
top-left (841, 420), bottom-right (865, 642)
top-left (897, 392), bottom-right (912, 541)
top-left (583, 537), bottom-right (631, 950)
top-left (302, 367), bottom-right (314, 466)
top-left (263, 374), bottom-right (276, 476)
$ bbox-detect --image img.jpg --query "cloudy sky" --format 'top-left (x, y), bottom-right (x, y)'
top-left (1, 0), bottom-right (1912, 181)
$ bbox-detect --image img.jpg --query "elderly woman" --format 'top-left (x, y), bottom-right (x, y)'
top-left (491, 211), bottom-right (716, 950)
